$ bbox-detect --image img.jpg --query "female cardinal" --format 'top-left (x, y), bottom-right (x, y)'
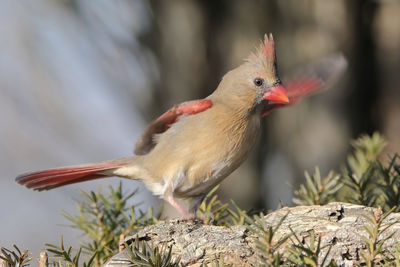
top-left (16, 34), bottom-right (346, 217)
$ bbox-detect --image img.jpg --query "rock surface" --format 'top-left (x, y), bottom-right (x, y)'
top-left (103, 202), bottom-right (400, 266)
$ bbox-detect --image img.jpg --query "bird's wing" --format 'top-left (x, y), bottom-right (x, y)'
top-left (262, 53), bottom-right (347, 116)
top-left (134, 99), bottom-right (213, 155)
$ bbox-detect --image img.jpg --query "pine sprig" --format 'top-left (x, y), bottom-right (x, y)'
top-left (196, 185), bottom-right (245, 226)
top-left (45, 236), bottom-right (96, 267)
top-left (287, 229), bottom-right (337, 267)
top-left (342, 132), bottom-right (387, 206)
top-left (0, 245), bottom-right (32, 267)
top-left (294, 132), bottom-right (400, 212)
top-left (357, 207), bottom-right (398, 266)
top-left (348, 132), bottom-right (387, 178)
top-left (375, 154), bottom-right (400, 211)
top-left (121, 237), bottom-right (180, 267)
top-left (246, 212), bottom-right (291, 266)
top-left (293, 167), bottom-right (342, 206)
top-left (58, 182), bottom-right (159, 265)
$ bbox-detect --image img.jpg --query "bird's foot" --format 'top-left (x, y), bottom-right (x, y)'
top-left (197, 212), bottom-right (215, 224)
top-left (176, 213), bottom-right (204, 224)
top-left (166, 196), bottom-right (203, 223)
top-left (178, 212), bottom-right (216, 224)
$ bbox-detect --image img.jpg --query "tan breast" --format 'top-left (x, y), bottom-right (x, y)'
top-left (140, 102), bottom-right (260, 198)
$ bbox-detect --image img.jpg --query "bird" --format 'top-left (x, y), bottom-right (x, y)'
top-left (16, 34), bottom-right (347, 218)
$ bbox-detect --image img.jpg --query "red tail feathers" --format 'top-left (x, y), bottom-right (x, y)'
top-left (16, 162), bottom-right (126, 191)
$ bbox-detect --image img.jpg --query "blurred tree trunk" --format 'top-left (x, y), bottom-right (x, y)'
top-left (141, 0), bottom-right (228, 118)
top-left (347, 0), bottom-right (381, 136)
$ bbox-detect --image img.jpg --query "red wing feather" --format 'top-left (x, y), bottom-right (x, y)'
top-left (134, 99), bottom-right (213, 155)
top-left (262, 53), bottom-right (347, 116)
top-left (16, 162), bottom-right (126, 191)
top-left (285, 77), bottom-right (323, 104)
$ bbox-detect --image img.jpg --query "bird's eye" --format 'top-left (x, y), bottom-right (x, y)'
top-left (253, 78), bottom-right (264, 87)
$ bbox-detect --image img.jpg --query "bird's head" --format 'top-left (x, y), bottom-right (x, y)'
top-left (212, 34), bottom-right (289, 115)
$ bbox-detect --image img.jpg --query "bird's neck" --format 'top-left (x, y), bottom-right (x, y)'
top-left (209, 93), bottom-right (263, 119)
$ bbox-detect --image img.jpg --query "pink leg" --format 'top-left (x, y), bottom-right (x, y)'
top-left (167, 196), bottom-right (194, 219)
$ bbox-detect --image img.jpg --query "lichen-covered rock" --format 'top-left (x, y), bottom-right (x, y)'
top-left (104, 220), bottom-right (253, 266)
top-left (103, 202), bottom-right (400, 266)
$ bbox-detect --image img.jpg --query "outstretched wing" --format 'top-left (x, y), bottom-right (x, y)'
top-left (134, 99), bottom-right (213, 155)
top-left (262, 53), bottom-right (347, 116)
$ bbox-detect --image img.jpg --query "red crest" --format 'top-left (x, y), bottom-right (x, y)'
top-left (263, 33), bottom-right (275, 61)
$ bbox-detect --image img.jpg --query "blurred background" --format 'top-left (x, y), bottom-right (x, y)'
top-left (1, 0), bottom-right (399, 257)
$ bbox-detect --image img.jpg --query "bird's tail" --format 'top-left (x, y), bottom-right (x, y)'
top-left (16, 157), bottom-right (135, 191)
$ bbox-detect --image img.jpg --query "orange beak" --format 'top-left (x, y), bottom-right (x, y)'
top-left (263, 85), bottom-right (289, 104)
